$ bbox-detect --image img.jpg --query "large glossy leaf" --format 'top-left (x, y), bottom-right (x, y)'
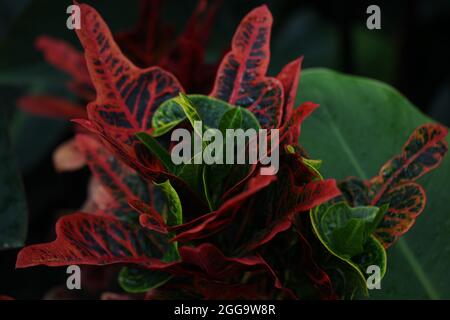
top-left (0, 116), bottom-right (28, 249)
top-left (298, 68), bottom-right (450, 299)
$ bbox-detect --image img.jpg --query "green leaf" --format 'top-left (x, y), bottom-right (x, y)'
top-left (298, 68), bottom-right (450, 299)
top-left (322, 255), bottom-right (369, 300)
top-left (175, 162), bottom-right (203, 195)
top-left (154, 180), bottom-right (182, 227)
top-left (152, 120), bottom-right (184, 138)
top-left (152, 94), bottom-right (260, 136)
top-left (119, 267), bottom-right (171, 293)
top-left (153, 180), bottom-right (182, 262)
top-left (137, 132), bottom-right (205, 198)
top-left (207, 107), bottom-right (254, 209)
top-left (311, 204), bottom-right (387, 298)
top-left (219, 107), bottom-right (243, 135)
top-left (173, 93), bottom-right (204, 144)
top-left (136, 132), bottom-right (174, 172)
top-left (303, 158), bottom-right (322, 170)
top-left (151, 98), bottom-right (186, 137)
top-left (0, 115), bottom-right (28, 249)
top-left (153, 95), bottom-right (260, 210)
top-left (317, 202), bottom-right (386, 258)
top-left (302, 158), bottom-right (323, 179)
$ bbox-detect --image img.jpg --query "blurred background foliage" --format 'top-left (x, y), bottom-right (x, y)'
top-left (0, 0), bottom-right (449, 299)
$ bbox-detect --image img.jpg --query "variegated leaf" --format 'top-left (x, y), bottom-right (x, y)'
top-left (210, 5), bottom-right (283, 128)
top-left (370, 124), bottom-right (448, 248)
top-left (16, 213), bottom-right (177, 268)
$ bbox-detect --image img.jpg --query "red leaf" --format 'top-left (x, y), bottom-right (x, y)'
top-left (370, 124), bottom-right (448, 247)
top-left (17, 95), bottom-right (86, 119)
top-left (220, 163), bottom-right (257, 201)
top-left (73, 4), bottom-right (194, 198)
top-left (129, 199), bottom-right (168, 234)
top-left (75, 134), bottom-right (151, 205)
top-left (338, 177), bottom-right (371, 206)
top-left (72, 118), bottom-right (162, 177)
top-left (177, 243), bottom-right (282, 289)
top-left (115, 0), bottom-right (220, 93)
top-left (76, 4), bottom-right (183, 134)
top-left (159, 0), bottom-right (221, 93)
top-left (245, 177), bottom-right (341, 252)
top-left (181, 0), bottom-right (220, 46)
top-left (73, 119), bottom-right (210, 218)
top-left (293, 224), bottom-right (337, 299)
top-left (292, 179), bottom-right (341, 212)
top-left (114, 0), bottom-right (163, 67)
top-left (144, 243), bottom-right (288, 299)
top-left (35, 35), bottom-right (91, 85)
top-left (160, 37), bottom-right (205, 92)
top-left (245, 219), bottom-right (292, 252)
top-left (370, 124), bottom-right (448, 204)
top-left (16, 213), bottom-right (175, 268)
top-left (170, 174), bottom-right (277, 241)
top-left (374, 183), bottom-right (425, 247)
top-left (210, 5), bottom-right (284, 128)
top-left (280, 101), bottom-right (319, 145)
top-left (276, 57), bottom-right (303, 126)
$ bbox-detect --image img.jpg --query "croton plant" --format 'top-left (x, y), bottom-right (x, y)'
top-left (17, 0), bottom-right (220, 174)
top-left (15, 2), bottom-right (448, 300)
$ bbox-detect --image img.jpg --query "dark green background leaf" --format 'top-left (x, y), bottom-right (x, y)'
top-left (298, 68), bottom-right (450, 299)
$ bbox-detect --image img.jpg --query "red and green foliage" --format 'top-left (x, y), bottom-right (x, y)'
top-left (17, 0), bottom-right (219, 119)
top-left (15, 2), bottom-right (448, 300)
top-left (339, 124), bottom-right (448, 248)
